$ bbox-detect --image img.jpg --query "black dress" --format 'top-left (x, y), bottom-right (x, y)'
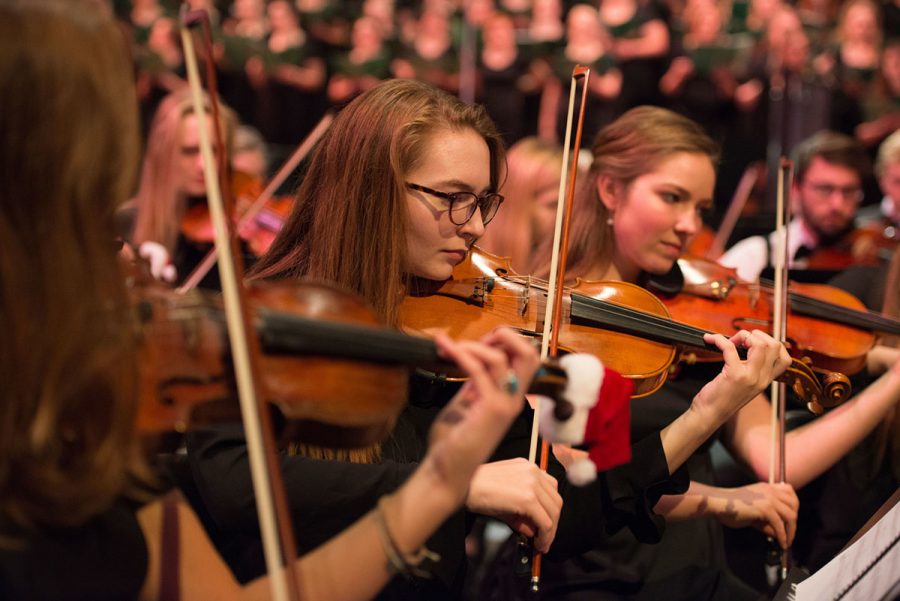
top-left (519, 364), bottom-right (761, 601)
top-left (479, 47), bottom-right (533, 146)
top-left (547, 49), bottom-right (622, 148)
top-left (185, 373), bottom-right (686, 600)
top-left (0, 500), bottom-right (148, 601)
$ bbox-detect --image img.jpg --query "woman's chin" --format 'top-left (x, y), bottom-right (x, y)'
top-left (412, 264), bottom-right (455, 282)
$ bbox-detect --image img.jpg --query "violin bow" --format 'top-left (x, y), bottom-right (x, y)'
top-left (180, 10), bottom-right (301, 601)
top-left (705, 162), bottom-right (761, 259)
top-left (528, 64), bottom-right (591, 593)
top-left (767, 157), bottom-right (793, 584)
top-left (177, 112), bottom-right (334, 294)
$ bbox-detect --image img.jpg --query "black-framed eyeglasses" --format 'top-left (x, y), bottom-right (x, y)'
top-left (804, 181), bottom-right (864, 203)
top-left (406, 182), bottom-right (504, 226)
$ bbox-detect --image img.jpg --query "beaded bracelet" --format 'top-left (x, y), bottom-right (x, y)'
top-left (374, 496), bottom-right (441, 579)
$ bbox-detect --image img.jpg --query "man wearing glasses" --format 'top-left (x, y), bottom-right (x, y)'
top-left (720, 131), bottom-right (871, 283)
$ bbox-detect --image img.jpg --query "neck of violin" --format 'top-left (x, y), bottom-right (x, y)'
top-left (256, 308), bottom-right (448, 370)
top-left (568, 292), bottom-right (719, 352)
top-left (759, 279), bottom-right (900, 336)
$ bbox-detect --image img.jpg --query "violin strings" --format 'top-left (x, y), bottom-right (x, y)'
top-left (495, 273), bottom-right (720, 350)
top-left (783, 290), bottom-right (900, 334)
top-left (757, 278), bottom-right (900, 333)
top-left (789, 294), bottom-right (900, 332)
top-left (569, 292), bottom-right (716, 350)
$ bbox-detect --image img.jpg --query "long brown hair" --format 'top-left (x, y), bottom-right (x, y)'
top-left (131, 88), bottom-right (236, 253)
top-left (0, 0), bottom-right (144, 536)
top-left (250, 78), bottom-right (506, 326)
top-left (532, 106), bottom-right (719, 279)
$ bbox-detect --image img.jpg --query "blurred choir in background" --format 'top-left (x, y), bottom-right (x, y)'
top-left (122, 0), bottom-right (898, 225)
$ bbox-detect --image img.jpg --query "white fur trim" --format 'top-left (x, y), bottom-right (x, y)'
top-left (567, 459), bottom-right (598, 485)
top-left (538, 354), bottom-right (605, 445)
top-left (559, 354), bottom-right (604, 410)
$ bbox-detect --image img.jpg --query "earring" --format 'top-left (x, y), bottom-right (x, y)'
top-left (606, 216), bottom-right (614, 226)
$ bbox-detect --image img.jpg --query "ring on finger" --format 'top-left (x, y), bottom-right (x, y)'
top-left (502, 369), bottom-right (519, 395)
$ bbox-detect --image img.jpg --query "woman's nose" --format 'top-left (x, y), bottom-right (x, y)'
top-left (459, 206), bottom-right (486, 238)
top-left (675, 208), bottom-right (700, 235)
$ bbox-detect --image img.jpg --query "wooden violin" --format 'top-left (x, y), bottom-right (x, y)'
top-left (133, 277), bottom-right (572, 445)
top-left (401, 247), bottom-right (851, 413)
top-left (654, 255), bottom-right (900, 375)
top-left (180, 169), bottom-right (295, 257)
top-left (794, 221), bottom-right (898, 271)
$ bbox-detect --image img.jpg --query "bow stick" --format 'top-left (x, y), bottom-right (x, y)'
top-left (176, 113), bottom-right (334, 294)
top-left (528, 64), bottom-right (591, 593)
top-left (180, 9), bottom-right (301, 601)
top-left (767, 158), bottom-right (793, 584)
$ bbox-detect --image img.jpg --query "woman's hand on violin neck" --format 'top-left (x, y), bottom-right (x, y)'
top-left (692, 330), bottom-right (792, 425)
top-left (710, 482), bottom-right (799, 550)
top-left (464, 458), bottom-right (562, 554)
top-left (425, 333), bottom-right (537, 505)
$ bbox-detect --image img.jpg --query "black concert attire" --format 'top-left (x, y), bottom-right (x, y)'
top-left (256, 35), bottom-right (328, 151)
top-left (479, 46), bottom-right (534, 146)
top-left (485, 364), bottom-right (760, 601)
top-left (185, 373), bottom-right (686, 601)
top-left (547, 48), bottom-right (622, 148)
top-left (603, 3), bottom-right (668, 109)
top-left (792, 264), bottom-right (899, 571)
top-left (0, 500), bottom-right (147, 601)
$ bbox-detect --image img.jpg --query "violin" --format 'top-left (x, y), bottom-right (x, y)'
top-left (180, 169), bottom-right (294, 257)
top-left (400, 247), bottom-right (851, 413)
top-left (796, 221), bottom-right (898, 271)
top-left (133, 277), bottom-right (572, 445)
top-left (653, 255), bottom-right (900, 375)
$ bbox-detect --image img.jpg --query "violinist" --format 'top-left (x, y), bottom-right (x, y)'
top-left (854, 129), bottom-right (900, 240)
top-left (0, 1), bottom-right (538, 598)
top-left (125, 88), bottom-right (250, 290)
top-left (519, 106), bottom-right (900, 601)
top-left (719, 130), bottom-right (871, 282)
top-left (186, 79), bottom-right (791, 600)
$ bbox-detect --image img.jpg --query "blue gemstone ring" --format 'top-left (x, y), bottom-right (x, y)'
top-left (503, 371), bottom-right (519, 395)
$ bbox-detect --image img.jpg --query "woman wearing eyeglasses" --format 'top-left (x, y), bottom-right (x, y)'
top-left (186, 79), bottom-right (791, 600)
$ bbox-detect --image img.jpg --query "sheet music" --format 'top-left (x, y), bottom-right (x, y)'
top-left (794, 499), bottom-right (900, 601)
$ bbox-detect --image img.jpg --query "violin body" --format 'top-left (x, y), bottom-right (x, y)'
top-left (402, 248), bottom-right (851, 411)
top-left (134, 280), bottom-right (409, 447)
top-left (402, 247), bottom-right (692, 398)
top-left (799, 222), bottom-right (898, 271)
top-left (180, 170), bottom-right (294, 257)
top-left (661, 255), bottom-right (875, 375)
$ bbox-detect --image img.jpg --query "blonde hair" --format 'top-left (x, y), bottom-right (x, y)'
top-left (875, 129), bottom-right (900, 179)
top-left (533, 106), bottom-right (719, 279)
top-left (478, 137), bottom-right (563, 273)
top-left (0, 0), bottom-right (144, 534)
top-left (131, 88), bottom-right (236, 253)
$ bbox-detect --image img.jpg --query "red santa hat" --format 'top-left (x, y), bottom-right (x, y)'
top-left (538, 354), bottom-right (632, 486)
